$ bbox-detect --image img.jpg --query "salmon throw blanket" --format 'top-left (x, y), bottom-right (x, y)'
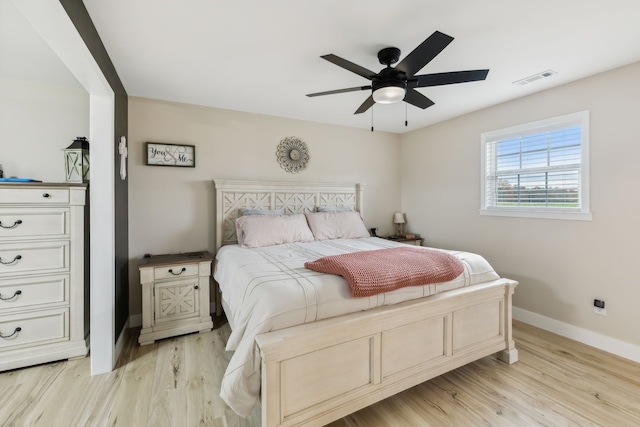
top-left (304, 247), bottom-right (464, 297)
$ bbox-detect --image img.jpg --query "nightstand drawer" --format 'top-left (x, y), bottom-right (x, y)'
top-left (0, 308), bottom-right (68, 351)
top-left (399, 239), bottom-right (422, 246)
top-left (381, 237), bottom-right (423, 246)
top-left (0, 241), bottom-right (69, 277)
top-left (0, 188), bottom-right (69, 205)
top-left (0, 208), bottom-right (68, 240)
top-left (153, 263), bottom-right (200, 281)
top-left (0, 275), bottom-right (68, 312)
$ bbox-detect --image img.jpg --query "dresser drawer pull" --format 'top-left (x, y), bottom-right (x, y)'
top-left (0, 327), bottom-right (21, 339)
top-left (168, 267), bottom-right (186, 275)
top-left (0, 219), bottom-right (22, 229)
top-left (43, 193), bottom-right (51, 198)
top-left (0, 290), bottom-right (22, 301)
top-left (0, 255), bottom-right (22, 265)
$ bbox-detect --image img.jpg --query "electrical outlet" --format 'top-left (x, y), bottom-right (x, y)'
top-left (594, 299), bottom-right (606, 316)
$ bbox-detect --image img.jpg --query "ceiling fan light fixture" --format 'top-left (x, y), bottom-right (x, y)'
top-left (372, 81), bottom-right (406, 104)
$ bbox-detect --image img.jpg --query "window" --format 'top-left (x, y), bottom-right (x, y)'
top-left (480, 111), bottom-right (591, 220)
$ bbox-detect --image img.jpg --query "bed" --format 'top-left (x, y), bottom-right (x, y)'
top-left (213, 179), bottom-right (518, 427)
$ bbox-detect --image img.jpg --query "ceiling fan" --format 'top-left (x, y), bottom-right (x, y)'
top-left (306, 31), bottom-right (489, 115)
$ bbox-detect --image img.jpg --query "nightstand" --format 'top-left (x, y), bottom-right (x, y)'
top-left (381, 235), bottom-right (424, 246)
top-left (138, 251), bottom-right (214, 345)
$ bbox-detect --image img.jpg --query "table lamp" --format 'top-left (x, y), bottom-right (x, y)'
top-left (393, 212), bottom-right (405, 236)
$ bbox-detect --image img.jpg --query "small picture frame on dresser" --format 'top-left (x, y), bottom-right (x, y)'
top-left (146, 142), bottom-right (195, 167)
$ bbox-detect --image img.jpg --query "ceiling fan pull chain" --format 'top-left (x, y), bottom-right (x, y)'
top-left (371, 105), bottom-right (374, 132)
top-left (405, 102), bottom-right (408, 127)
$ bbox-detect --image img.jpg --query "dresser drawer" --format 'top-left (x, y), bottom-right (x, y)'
top-left (0, 208), bottom-right (69, 240)
top-left (0, 188), bottom-right (69, 205)
top-left (153, 263), bottom-right (200, 281)
top-left (0, 308), bottom-right (68, 351)
top-left (0, 275), bottom-right (68, 313)
top-left (0, 241), bottom-right (69, 277)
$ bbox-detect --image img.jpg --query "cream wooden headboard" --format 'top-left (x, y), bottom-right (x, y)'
top-left (213, 179), bottom-right (365, 251)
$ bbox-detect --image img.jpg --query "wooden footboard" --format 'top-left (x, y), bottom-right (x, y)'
top-left (256, 278), bottom-right (518, 427)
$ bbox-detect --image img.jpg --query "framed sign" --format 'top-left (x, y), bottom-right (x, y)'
top-left (146, 142), bottom-right (195, 167)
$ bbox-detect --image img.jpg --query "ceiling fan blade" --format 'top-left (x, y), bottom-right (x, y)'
top-left (321, 54), bottom-right (377, 80)
top-left (404, 89), bottom-right (435, 110)
top-left (395, 31), bottom-right (454, 77)
top-left (409, 70), bottom-right (490, 88)
top-left (354, 95), bottom-right (375, 114)
top-left (306, 85), bottom-right (372, 97)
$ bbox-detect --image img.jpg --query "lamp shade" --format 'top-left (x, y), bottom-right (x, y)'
top-left (393, 212), bottom-right (406, 224)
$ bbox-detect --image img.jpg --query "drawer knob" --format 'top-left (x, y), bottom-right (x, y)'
top-left (194, 285), bottom-right (199, 290)
top-left (0, 290), bottom-right (22, 301)
top-left (0, 255), bottom-right (22, 265)
top-left (0, 219), bottom-right (22, 229)
top-left (168, 267), bottom-right (186, 276)
top-left (42, 193), bottom-right (51, 198)
top-left (0, 327), bottom-right (21, 339)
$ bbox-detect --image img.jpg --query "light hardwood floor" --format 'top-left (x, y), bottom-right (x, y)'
top-left (1, 319), bottom-right (639, 426)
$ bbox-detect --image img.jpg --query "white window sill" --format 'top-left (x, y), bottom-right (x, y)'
top-left (479, 208), bottom-right (592, 221)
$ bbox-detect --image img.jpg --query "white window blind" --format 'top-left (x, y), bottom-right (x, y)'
top-left (480, 111), bottom-right (591, 220)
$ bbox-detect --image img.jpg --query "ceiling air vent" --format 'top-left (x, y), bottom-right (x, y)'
top-left (513, 70), bottom-right (557, 86)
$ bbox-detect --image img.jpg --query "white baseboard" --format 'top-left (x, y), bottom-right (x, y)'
top-left (513, 307), bottom-right (640, 364)
top-left (114, 317), bottom-right (130, 366)
top-left (130, 313), bottom-right (142, 328)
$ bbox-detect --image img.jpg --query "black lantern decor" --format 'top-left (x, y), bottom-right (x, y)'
top-left (64, 137), bottom-right (90, 183)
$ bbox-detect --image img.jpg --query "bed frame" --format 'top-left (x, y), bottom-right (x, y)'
top-left (214, 179), bottom-right (518, 427)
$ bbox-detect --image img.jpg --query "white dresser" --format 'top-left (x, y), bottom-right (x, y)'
top-left (0, 183), bottom-right (88, 371)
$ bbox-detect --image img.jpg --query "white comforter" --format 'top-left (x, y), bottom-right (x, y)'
top-left (214, 237), bottom-right (500, 417)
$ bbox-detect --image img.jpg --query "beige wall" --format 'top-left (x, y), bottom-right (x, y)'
top-left (128, 97), bottom-right (401, 316)
top-left (400, 61), bottom-right (640, 347)
top-left (0, 77), bottom-right (89, 181)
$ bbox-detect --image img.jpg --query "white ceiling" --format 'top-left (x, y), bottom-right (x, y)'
top-left (6, 1), bottom-right (640, 134)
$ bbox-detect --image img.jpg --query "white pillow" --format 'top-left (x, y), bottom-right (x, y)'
top-left (235, 208), bottom-right (284, 245)
top-left (235, 214), bottom-right (315, 248)
top-left (304, 211), bottom-right (370, 241)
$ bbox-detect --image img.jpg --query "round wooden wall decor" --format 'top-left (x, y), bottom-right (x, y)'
top-left (276, 136), bottom-right (310, 173)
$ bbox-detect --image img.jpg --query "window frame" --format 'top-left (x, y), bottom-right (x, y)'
top-left (480, 111), bottom-right (592, 221)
